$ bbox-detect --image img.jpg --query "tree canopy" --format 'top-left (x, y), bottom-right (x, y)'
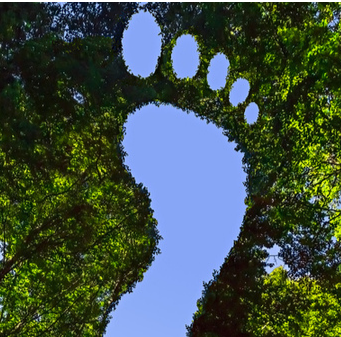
top-left (1, 2), bottom-right (341, 336)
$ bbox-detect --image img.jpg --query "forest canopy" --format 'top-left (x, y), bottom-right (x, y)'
top-left (1, 2), bottom-right (341, 336)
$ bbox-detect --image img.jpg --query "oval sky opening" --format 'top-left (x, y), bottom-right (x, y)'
top-left (245, 102), bottom-right (259, 125)
top-left (230, 78), bottom-right (250, 106)
top-left (104, 104), bottom-right (247, 337)
top-left (172, 34), bottom-right (200, 79)
top-left (122, 11), bottom-right (162, 77)
top-left (207, 53), bottom-right (230, 90)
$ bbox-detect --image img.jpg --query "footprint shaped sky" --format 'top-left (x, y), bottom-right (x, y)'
top-left (122, 11), bottom-right (162, 78)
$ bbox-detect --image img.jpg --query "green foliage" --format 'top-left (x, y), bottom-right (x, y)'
top-left (1, 2), bottom-right (341, 336)
top-left (0, 3), bottom-right (160, 336)
top-left (183, 3), bottom-right (341, 336)
top-left (248, 267), bottom-right (341, 336)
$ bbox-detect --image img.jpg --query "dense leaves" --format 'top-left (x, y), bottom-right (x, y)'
top-left (0, 3), bottom-right (160, 336)
top-left (247, 267), bottom-right (341, 336)
top-left (1, 2), bottom-right (341, 336)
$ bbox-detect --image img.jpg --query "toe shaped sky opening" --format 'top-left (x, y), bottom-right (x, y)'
top-left (172, 34), bottom-right (200, 80)
top-left (122, 11), bottom-right (162, 78)
top-left (230, 78), bottom-right (250, 107)
top-left (207, 53), bottom-right (230, 91)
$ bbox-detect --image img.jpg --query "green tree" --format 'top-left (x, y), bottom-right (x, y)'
top-left (185, 3), bottom-right (341, 336)
top-left (1, 2), bottom-right (341, 336)
top-left (0, 3), bottom-right (160, 335)
top-left (248, 267), bottom-right (341, 336)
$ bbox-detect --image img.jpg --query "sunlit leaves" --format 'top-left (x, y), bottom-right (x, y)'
top-left (1, 2), bottom-right (341, 337)
top-left (0, 4), bottom-right (161, 336)
top-left (247, 267), bottom-right (341, 336)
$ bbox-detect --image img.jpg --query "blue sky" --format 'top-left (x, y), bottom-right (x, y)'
top-left (104, 10), bottom-right (262, 337)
